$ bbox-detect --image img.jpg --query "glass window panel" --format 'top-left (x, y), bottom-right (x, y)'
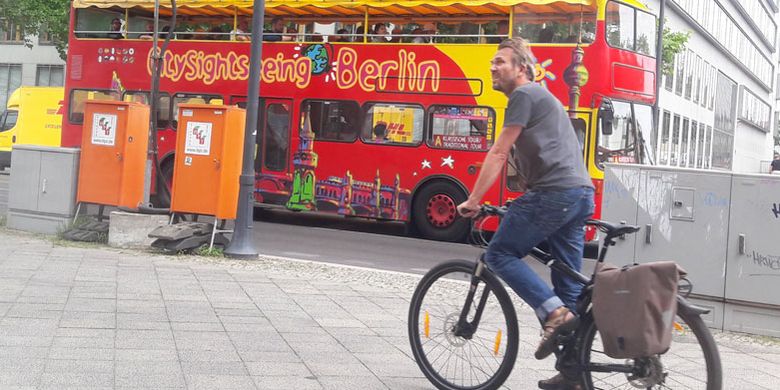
top-left (680, 118), bottom-right (689, 167)
top-left (264, 103), bottom-right (290, 172)
top-left (659, 111), bottom-right (670, 165)
top-left (635, 9), bottom-right (656, 56)
top-left (605, 2), bottom-right (634, 50)
top-left (305, 100), bottom-right (361, 142)
top-left (362, 102), bottom-right (423, 145)
top-left (68, 89), bottom-right (120, 124)
top-left (670, 114), bottom-right (680, 166)
top-left (427, 105), bottom-right (495, 151)
top-left (171, 93), bottom-right (222, 129)
top-left (598, 101), bottom-right (636, 165)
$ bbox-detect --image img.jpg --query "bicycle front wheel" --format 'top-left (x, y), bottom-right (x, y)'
top-left (408, 260), bottom-right (519, 390)
top-left (578, 306), bottom-right (722, 389)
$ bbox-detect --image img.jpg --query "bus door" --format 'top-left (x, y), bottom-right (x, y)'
top-left (258, 99), bottom-right (293, 178)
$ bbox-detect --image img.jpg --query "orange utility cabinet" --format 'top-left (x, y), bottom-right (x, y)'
top-left (77, 100), bottom-right (150, 208)
top-left (170, 104), bottom-right (246, 220)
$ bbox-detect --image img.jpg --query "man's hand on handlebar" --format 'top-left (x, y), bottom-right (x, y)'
top-left (457, 199), bottom-right (481, 218)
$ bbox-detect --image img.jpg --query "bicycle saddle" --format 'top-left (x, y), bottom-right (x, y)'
top-left (586, 219), bottom-right (640, 239)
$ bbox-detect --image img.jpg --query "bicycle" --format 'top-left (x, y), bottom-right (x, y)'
top-left (408, 204), bottom-right (722, 390)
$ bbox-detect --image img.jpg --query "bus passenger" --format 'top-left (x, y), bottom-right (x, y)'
top-left (330, 28), bottom-right (350, 42)
top-left (108, 18), bottom-right (124, 39)
top-left (231, 18), bottom-right (250, 41)
top-left (487, 20), bottom-right (509, 44)
top-left (371, 23), bottom-right (388, 42)
top-left (355, 26), bottom-right (365, 42)
top-left (538, 27), bottom-right (555, 43)
top-left (263, 17), bottom-right (293, 42)
top-left (138, 22), bottom-right (154, 40)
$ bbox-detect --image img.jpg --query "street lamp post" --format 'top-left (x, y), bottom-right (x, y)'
top-left (225, 0), bottom-right (264, 259)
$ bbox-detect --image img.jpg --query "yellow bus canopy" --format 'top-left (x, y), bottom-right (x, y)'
top-left (73, 0), bottom-right (597, 19)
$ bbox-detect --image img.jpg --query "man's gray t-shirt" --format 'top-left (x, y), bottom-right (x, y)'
top-left (504, 82), bottom-right (593, 191)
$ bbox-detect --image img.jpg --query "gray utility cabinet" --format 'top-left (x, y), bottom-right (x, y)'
top-left (602, 163), bottom-right (780, 336)
top-left (7, 145), bottom-right (80, 234)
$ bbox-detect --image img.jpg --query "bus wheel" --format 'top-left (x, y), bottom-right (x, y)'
top-left (412, 181), bottom-right (469, 242)
top-left (152, 159), bottom-right (175, 208)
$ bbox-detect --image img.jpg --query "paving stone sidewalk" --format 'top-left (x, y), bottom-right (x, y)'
top-left (0, 229), bottom-right (779, 389)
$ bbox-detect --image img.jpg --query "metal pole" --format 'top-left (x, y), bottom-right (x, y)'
top-left (143, 0), bottom-right (161, 206)
top-left (225, 0), bottom-right (263, 259)
top-left (654, 0), bottom-right (666, 135)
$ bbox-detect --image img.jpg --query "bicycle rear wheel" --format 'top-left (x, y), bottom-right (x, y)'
top-left (578, 307), bottom-right (722, 389)
top-left (408, 260), bottom-right (518, 390)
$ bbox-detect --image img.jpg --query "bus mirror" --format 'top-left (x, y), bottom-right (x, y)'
top-left (599, 99), bottom-right (614, 136)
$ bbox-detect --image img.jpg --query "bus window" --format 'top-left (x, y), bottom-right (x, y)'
top-left (122, 91), bottom-right (171, 129)
top-left (597, 100), bottom-right (636, 165)
top-left (171, 93), bottom-right (222, 129)
top-left (427, 105), bottom-right (495, 151)
top-left (304, 100), bottom-right (360, 142)
top-left (362, 103), bottom-right (424, 145)
top-left (513, 4), bottom-right (596, 43)
top-left (68, 89), bottom-right (120, 124)
top-left (605, 1), bottom-right (657, 56)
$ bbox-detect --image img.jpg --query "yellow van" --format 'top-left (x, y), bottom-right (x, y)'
top-left (0, 86), bottom-right (64, 169)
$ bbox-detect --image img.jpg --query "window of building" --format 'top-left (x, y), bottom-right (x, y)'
top-left (659, 110), bottom-right (671, 165)
top-left (711, 129), bottom-right (733, 169)
top-left (692, 55), bottom-right (701, 104)
top-left (670, 114), bottom-right (680, 166)
top-left (0, 19), bottom-right (23, 42)
top-left (0, 63), bottom-right (22, 111)
top-left (680, 118), bottom-right (690, 167)
top-left (68, 89), bottom-right (121, 124)
top-left (738, 86), bottom-right (771, 132)
top-left (683, 50), bottom-right (694, 100)
top-left (714, 72), bottom-right (737, 135)
top-left (704, 125), bottom-right (713, 169)
top-left (362, 103), bottom-right (423, 145)
top-left (427, 105), bottom-right (494, 151)
top-left (696, 122), bottom-right (706, 168)
top-left (35, 65), bottom-right (65, 87)
top-left (304, 100), bottom-right (360, 142)
top-left (674, 51), bottom-right (685, 96)
top-left (672, 0), bottom-right (773, 89)
top-left (605, 1), bottom-right (656, 57)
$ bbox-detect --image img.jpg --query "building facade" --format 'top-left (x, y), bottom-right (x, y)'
top-left (0, 21), bottom-right (66, 111)
top-left (645, 0), bottom-right (778, 173)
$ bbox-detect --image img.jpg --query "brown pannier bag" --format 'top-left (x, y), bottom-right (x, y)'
top-left (591, 261), bottom-right (687, 359)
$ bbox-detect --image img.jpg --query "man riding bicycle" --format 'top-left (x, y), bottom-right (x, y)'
top-left (457, 37), bottom-right (595, 390)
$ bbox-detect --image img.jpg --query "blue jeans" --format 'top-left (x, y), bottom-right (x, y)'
top-left (485, 187), bottom-right (594, 322)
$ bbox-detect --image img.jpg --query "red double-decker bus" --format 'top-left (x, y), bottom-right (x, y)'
top-left (63, 0), bottom-right (656, 241)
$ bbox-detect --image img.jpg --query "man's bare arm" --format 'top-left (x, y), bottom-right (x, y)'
top-left (457, 125), bottom-right (523, 217)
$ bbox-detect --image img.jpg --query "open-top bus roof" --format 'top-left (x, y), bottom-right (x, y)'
top-left (73, 0), bottom-right (601, 18)
top-left (73, 0), bottom-right (650, 21)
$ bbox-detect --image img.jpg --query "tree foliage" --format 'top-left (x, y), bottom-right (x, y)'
top-left (0, 0), bottom-right (70, 60)
top-left (661, 22), bottom-right (690, 76)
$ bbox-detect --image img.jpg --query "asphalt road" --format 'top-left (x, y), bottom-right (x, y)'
top-left (0, 169), bottom-right (558, 278)
top-left (250, 207), bottom-right (484, 275)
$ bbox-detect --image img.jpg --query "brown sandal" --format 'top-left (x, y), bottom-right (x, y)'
top-left (535, 307), bottom-right (579, 360)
